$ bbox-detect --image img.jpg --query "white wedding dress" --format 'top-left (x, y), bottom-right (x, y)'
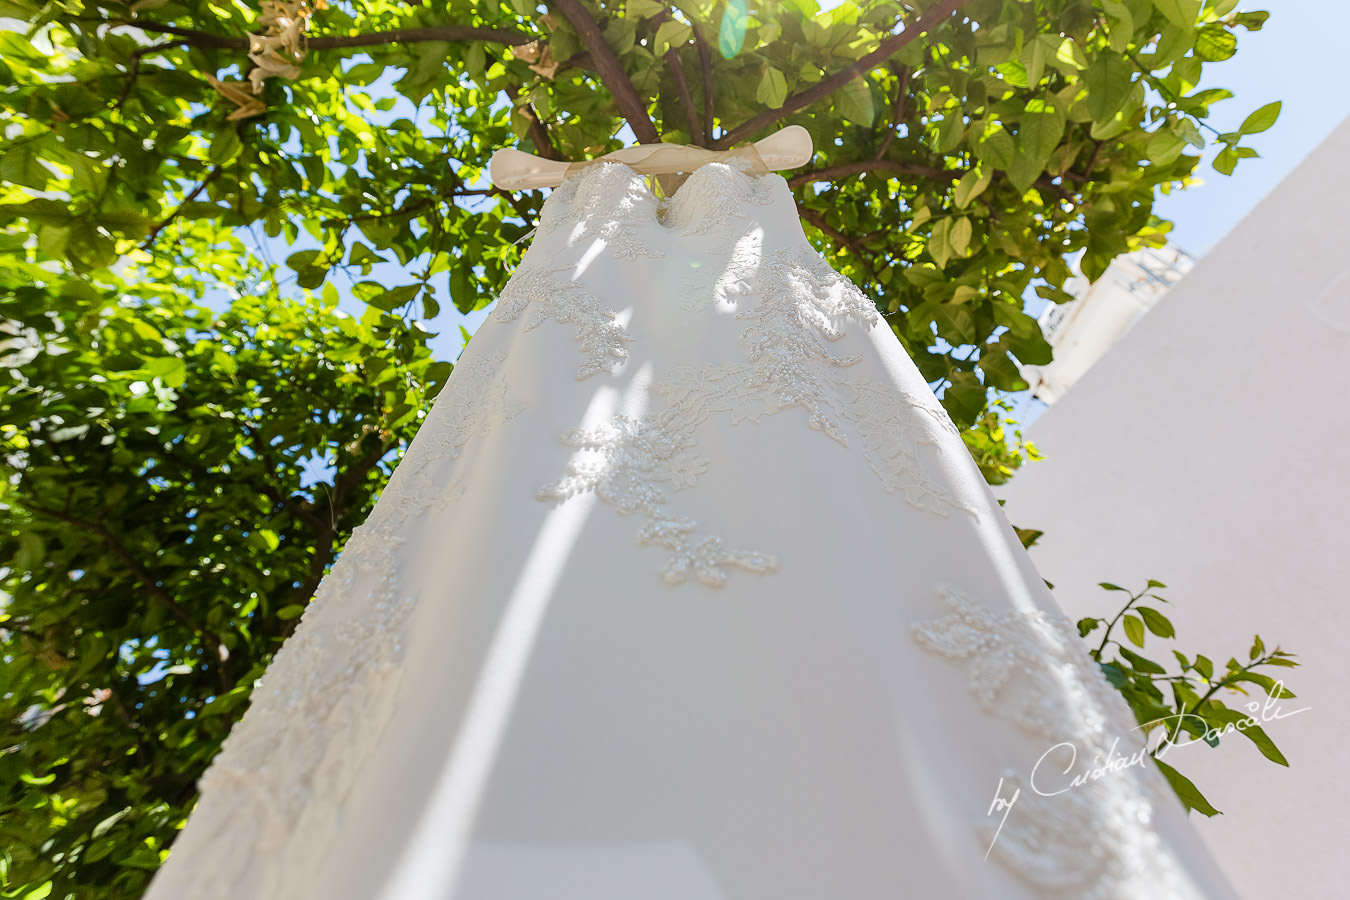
top-left (145, 158), bottom-right (1239, 899)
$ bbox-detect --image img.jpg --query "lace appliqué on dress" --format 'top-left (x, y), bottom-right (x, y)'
top-left (684, 242), bottom-right (973, 516)
top-left (495, 262), bottom-right (632, 380)
top-left (538, 409), bottom-right (775, 588)
top-left (659, 159), bottom-right (778, 237)
top-left (172, 355), bottom-right (521, 899)
top-left (911, 587), bottom-right (1189, 899)
top-left (537, 162), bottom-right (665, 261)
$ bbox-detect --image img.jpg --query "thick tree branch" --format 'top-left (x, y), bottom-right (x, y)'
top-left (716, 0), bottom-right (968, 148)
top-left (106, 20), bottom-right (534, 51)
top-left (665, 46), bottom-right (705, 146)
top-left (788, 158), bottom-right (957, 187)
top-left (522, 103), bottom-right (560, 159)
top-left (796, 202), bottom-right (881, 282)
top-left (551, 0), bottom-right (659, 143)
top-left (791, 159), bottom-right (1076, 204)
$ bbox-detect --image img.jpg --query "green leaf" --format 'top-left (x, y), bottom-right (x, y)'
top-left (1123, 614), bottom-right (1146, 647)
top-left (276, 604), bottom-right (307, 620)
top-left (1099, 582), bottom-right (1128, 591)
top-left (937, 112), bottom-right (965, 153)
top-left (832, 76), bottom-right (875, 126)
top-left (972, 119), bottom-right (1015, 169)
top-left (1239, 100), bottom-right (1281, 135)
top-left (1118, 646), bottom-right (1167, 675)
top-left (1194, 654), bottom-right (1214, 680)
top-left (1020, 34), bottom-right (1055, 85)
top-left (1204, 704), bottom-right (1290, 766)
top-left (370, 283), bottom-right (421, 312)
top-left (1137, 606), bottom-right (1176, 639)
top-left (1006, 148), bottom-right (1045, 194)
top-left (1083, 56), bottom-right (1134, 123)
top-left (947, 216), bottom-right (972, 256)
top-left (208, 127), bottom-right (242, 166)
top-left (0, 145), bottom-right (52, 190)
top-left (756, 66), bottom-right (788, 109)
top-left (143, 356), bottom-right (187, 387)
top-left (1146, 128), bottom-right (1187, 165)
top-left (1195, 23), bottom-right (1237, 61)
top-left (1249, 634), bottom-right (1265, 660)
top-left (1150, 0), bottom-right (1202, 30)
top-left (953, 168), bottom-right (990, 209)
top-left (627, 0), bottom-right (664, 17)
top-left (1019, 97), bottom-right (1066, 162)
top-left (348, 242), bottom-right (386, 273)
top-left (1077, 617), bottom-right (1100, 637)
top-left (928, 218), bottom-right (952, 268)
top-left (1153, 757), bottom-right (1221, 816)
top-left (1100, 1), bottom-right (1134, 52)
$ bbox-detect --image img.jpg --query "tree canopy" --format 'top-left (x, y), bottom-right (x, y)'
top-left (0, 0), bottom-right (1274, 896)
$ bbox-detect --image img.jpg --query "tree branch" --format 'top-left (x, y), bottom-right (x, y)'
top-left (874, 64), bottom-right (911, 160)
top-left (665, 46), bottom-right (705, 146)
top-left (280, 438), bottom-right (393, 638)
top-left (522, 103), bottom-right (560, 159)
top-left (23, 502), bottom-right (233, 692)
top-left (788, 158), bottom-right (958, 188)
top-left (112, 40), bottom-right (177, 112)
top-left (106, 20), bottom-right (534, 51)
top-left (551, 0), bottom-right (660, 143)
top-left (795, 202), bottom-right (879, 282)
top-left (716, 0), bottom-right (968, 148)
top-left (141, 162), bottom-right (226, 249)
top-left (692, 21), bottom-right (715, 142)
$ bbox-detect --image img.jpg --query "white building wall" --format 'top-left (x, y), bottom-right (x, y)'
top-left (1025, 243), bottom-right (1194, 404)
top-left (996, 116), bottom-right (1350, 898)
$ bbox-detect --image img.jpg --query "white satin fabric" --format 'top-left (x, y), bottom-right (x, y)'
top-left (145, 159), bottom-right (1240, 899)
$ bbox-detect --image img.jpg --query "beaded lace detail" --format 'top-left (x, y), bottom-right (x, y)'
top-left (531, 163), bottom-right (975, 583)
top-left (658, 158), bottom-right (778, 236)
top-left (166, 354), bottom-right (521, 898)
top-left (536, 162), bottom-right (665, 261)
top-left (537, 401), bottom-right (777, 588)
top-left (911, 587), bottom-right (1189, 898)
top-left (494, 262), bottom-right (632, 380)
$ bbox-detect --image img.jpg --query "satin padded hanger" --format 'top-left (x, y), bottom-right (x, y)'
top-left (489, 124), bottom-right (814, 191)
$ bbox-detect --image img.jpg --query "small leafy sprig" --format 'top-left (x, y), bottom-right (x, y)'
top-left (1079, 580), bottom-right (1299, 816)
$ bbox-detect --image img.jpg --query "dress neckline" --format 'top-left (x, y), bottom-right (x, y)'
top-left (545, 157), bottom-right (786, 234)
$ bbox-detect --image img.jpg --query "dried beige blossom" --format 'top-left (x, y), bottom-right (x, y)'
top-left (207, 0), bottom-right (327, 120)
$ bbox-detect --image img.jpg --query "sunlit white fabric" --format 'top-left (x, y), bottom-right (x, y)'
top-left (144, 159), bottom-right (1240, 900)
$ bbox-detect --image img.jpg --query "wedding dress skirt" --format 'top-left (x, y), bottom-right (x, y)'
top-left (145, 159), bottom-right (1239, 899)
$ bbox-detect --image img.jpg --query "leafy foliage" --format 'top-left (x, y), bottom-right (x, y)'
top-left (1081, 581), bottom-right (1300, 817)
top-left (0, 239), bottom-right (445, 898)
top-left (0, 0), bottom-right (1277, 895)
